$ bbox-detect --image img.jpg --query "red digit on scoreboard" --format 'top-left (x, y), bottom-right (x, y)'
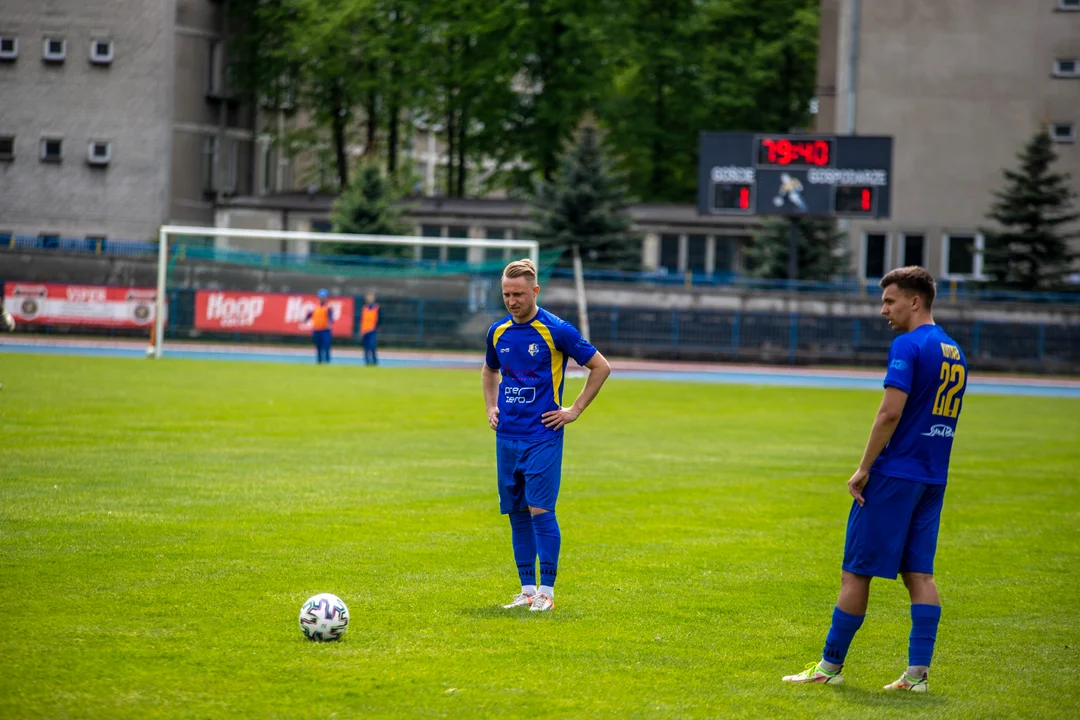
top-left (861, 188), bottom-right (871, 211)
top-left (739, 186), bottom-right (749, 209)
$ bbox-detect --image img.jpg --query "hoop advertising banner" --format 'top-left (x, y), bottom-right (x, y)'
top-left (194, 291), bottom-right (354, 337)
top-left (3, 283), bottom-right (162, 328)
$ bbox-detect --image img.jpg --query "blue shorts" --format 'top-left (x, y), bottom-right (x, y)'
top-left (496, 434), bottom-right (563, 514)
top-left (843, 475), bottom-right (946, 579)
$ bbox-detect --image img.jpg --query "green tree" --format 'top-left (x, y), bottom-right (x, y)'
top-left (744, 217), bottom-right (849, 281)
top-left (982, 129), bottom-right (1079, 290)
top-left (603, 0), bottom-right (819, 203)
top-left (326, 165), bottom-right (410, 257)
top-left (527, 124), bottom-right (636, 268)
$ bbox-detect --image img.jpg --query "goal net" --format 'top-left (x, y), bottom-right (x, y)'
top-left (152, 225), bottom-right (543, 358)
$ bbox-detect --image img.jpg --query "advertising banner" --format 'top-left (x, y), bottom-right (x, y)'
top-left (3, 283), bottom-right (161, 328)
top-left (194, 291), bottom-right (354, 338)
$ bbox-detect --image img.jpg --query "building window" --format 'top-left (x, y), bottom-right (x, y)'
top-left (863, 232), bottom-right (888, 278)
top-left (87, 140), bottom-right (111, 166)
top-left (942, 233), bottom-right (985, 279)
top-left (0, 135), bottom-right (13, 161)
top-left (659, 234), bottom-right (680, 272)
top-left (687, 234), bottom-right (707, 273)
top-left (90, 38), bottom-right (113, 64)
top-left (714, 236), bottom-right (737, 272)
top-left (1050, 123), bottom-right (1076, 143)
top-left (1058, 0), bottom-right (1080, 11)
top-left (901, 233), bottom-right (925, 267)
top-left (1052, 58), bottom-right (1079, 77)
top-left (40, 137), bottom-right (62, 162)
top-left (0, 36), bottom-right (17, 61)
top-left (43, 37), bottom-right (66, 62)
top-left (201, 136), bottom-right (218, 192)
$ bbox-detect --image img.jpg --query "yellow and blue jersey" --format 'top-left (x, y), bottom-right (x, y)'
top-left (485, 307), bottom-right (597, 439)
top-left (871, 324), bottom-right (967, 485)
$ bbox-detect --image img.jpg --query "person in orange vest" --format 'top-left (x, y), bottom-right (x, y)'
top-left (305, 289), bottom-right (335, 364)
top-left (360, 291), bottom-right (379, 366)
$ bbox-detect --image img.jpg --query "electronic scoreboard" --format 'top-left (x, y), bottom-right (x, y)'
top-left (697, 133), bottom-right (893, 219)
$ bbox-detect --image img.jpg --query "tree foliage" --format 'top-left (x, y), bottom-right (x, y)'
top-left (326, 165), bottom-right (410, 256)
top-left (527, 124), bottom-right (636, 268)
top-left (982, 130), bottom-right (1079, 290)
top-left (744, 217), bottom-right (849, 281)
top-left (228, 0), bottom-right (820, 202)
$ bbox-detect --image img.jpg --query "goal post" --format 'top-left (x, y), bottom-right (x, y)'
top-left (153, 225), bottom-right (540, 358)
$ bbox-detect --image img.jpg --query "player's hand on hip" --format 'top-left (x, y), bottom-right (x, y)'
top-left (487, 406), bottom-right (500, 431)
top-left (541, 406), bottom-right (580, 430)
top-left (848, 469), bottom-right (869, 507)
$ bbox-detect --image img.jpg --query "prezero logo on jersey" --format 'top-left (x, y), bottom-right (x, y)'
top-left (504, 387), bottom-right (536, 404)
top-left (194, 291), bottom-right (354, 337)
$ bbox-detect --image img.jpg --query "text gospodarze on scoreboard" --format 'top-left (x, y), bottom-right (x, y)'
top-left (697, 133), bottom-right (893, 219)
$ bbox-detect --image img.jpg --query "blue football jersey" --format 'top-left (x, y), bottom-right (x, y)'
top-left (485, 307), bottom-right (597, 439)
top-left (871, 324), bottom-right (967, 485)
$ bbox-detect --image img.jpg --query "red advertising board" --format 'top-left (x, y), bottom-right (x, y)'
top-left (3, 283), bottom-right (161, 328)
top-left (194, 291), bottom-right (354, 337)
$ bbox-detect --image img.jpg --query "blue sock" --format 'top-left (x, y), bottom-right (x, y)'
top-left (909, 604), bottom-right (942, 668)
top-left (531, 511), bottom-right (561, 588)
top-left (822, 606), bottom-right (865, 666)
top-left (508, 510), bottom-right (536, 587)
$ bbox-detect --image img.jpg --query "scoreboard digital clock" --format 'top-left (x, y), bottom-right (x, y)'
top-left (698, 133), bottom-right (892, 219)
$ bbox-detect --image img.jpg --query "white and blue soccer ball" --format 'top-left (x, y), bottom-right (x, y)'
top-left (298, 593), bottom-right (349, 641)
top-left (1, 310), bottom-right (14, 332)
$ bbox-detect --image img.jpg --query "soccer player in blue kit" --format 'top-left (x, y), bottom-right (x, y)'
top-left (481, 259), bottom-right (611, 612)
top-left (783, 266), bottom-right (967, 691)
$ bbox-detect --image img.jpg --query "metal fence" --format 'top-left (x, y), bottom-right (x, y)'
top-left (6, 233), bottom-right (1080, 305)
top-left (157, 291), bottom-right (1080, 372)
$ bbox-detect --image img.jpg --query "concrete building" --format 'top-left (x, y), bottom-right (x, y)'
top-left (0, 0), bottom-right (255, 242)
top-left (815, 0), bottom-right (1080, 281)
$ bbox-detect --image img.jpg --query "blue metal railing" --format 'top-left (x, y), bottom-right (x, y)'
top-left (5, 232), bottom-right (1080, 305)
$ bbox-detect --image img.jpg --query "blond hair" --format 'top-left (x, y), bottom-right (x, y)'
top-left (503, 258), bottom-right (537, 285)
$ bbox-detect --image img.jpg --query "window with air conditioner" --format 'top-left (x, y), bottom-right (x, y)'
top-left (0, 135), bottom-right (13, 161)
top-left (40, 137), bottom-right (62, 162)
top-left (0, 36), bottom-right (17, 61)
top-left (1050, 123), bottom-right (1076, 143)
top-left (90, 38), bottom-right (113, 64)
top-left (1052, 58), bottom-right (1079, 77)
top-left (43, 37), bottom-right (66, 62)
top-left (942, 233), bottom-right (985, 280)
top-left (87, 140), bottom-right (111, 166)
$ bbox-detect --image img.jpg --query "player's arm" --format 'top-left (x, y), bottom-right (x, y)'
top-left (481, 363), bottom-right (501, 430)
top-left (848, 387), bottom-right (908, 506)
top-left (541, 351), bottom-right (611, 430)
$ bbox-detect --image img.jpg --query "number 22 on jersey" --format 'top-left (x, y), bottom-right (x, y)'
top-left (932, 343), bottom-right (965, 418)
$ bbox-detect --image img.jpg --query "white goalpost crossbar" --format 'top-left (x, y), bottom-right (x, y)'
top-left (153, 224), bottom-right (540, 358)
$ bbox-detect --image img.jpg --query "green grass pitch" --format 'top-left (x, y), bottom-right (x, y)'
top-left (1, 354), bottom-right (1078, 719)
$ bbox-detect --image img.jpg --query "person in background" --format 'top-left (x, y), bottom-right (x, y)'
top-left (305, 289), bottom-right (334, 364)
top-left (360, 292), bottom-right (380, 366)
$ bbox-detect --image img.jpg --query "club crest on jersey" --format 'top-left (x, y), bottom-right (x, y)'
top-left (528, 343), bottom-right (539, 356)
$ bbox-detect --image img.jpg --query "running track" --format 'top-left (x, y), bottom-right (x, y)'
top-left (2, 337), bottom-right (1079, 399)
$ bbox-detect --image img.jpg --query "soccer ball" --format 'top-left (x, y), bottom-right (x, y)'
top-left (298, 593), bottom-right (349, 641)
top-left (1, 310), bottom-right (14, 332)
